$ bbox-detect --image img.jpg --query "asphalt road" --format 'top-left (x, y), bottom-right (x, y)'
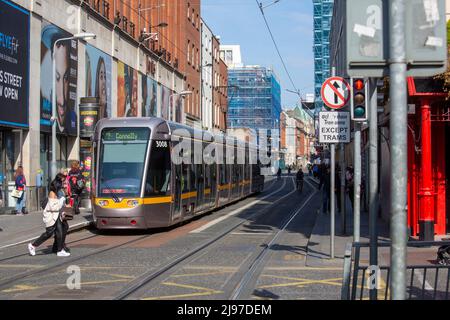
top-left (0, 176), bottom-right (343, 300)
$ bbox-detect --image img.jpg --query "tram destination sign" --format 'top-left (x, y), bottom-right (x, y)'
top-left (319, 112), bottom-right (351, 144)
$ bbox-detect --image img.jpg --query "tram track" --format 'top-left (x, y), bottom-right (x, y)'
top-left (0, 177), bottom-right (284, 295)
top-left (113, 176), bottom-right (315, 300)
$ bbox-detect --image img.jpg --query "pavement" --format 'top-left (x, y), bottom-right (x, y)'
top-left (0, 208), bottom-right (93, 249)
top-left (305, 176), bottom-right (449, 269)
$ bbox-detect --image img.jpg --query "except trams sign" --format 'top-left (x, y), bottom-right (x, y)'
top-left (346, 0), bottom-right (448, 77)
top-left (319, 112), bottom-right (351, 144)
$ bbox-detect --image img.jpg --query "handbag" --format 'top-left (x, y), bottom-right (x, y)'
top-left (61, 206), bottom-right (75, 221)
top-left (11, 188), bottom-right (24, 199)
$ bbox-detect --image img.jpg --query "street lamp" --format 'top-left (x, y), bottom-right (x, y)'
top-left (139, 22), bottom-right (168, 42)
top-left (170, 91), bottom-right (193, 123)
top-left (51, 33), bottom-right (96, 180)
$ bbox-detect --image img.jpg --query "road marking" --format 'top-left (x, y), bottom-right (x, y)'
top-left (170, 271), bottom-right (233, 278)
top-left (0, 264), bottom-right (44, 269)
top-left (258, 275), bottom-right (343, 289)
top-left (142, 281), bottom-right (222, 300)
top-left (264, 267), bottom-right (342, 271)
top-left (230, 232), bottom-right (274, 236)
top-left (142, 291), bottom-right (219, 300)
top-left (1, 284), bottom-right (38, 293)
top-left (190, 178), bottom-right (294, 234)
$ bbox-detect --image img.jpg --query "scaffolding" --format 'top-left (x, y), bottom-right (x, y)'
top-left (227, 66), bottom-right (281, 133)
top-left (313, 0), bottom-right (334, 112)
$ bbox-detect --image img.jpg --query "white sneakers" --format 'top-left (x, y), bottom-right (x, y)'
top-left (28, 243), bottom-right (36, 256)
top-left (57, 250), bottom-right (71, 257)
top-left (28, 243), bottom-right (71, 257)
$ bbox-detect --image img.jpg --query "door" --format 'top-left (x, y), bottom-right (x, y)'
top-left (172, 163), bottom-right (182, 221)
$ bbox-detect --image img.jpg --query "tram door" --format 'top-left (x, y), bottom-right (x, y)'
top-left (172, 160), bottom-right (182, 221)
top-left (196, 163), bottom-right (204, 212)
top-left (210, 163), bottom-right (217, 207)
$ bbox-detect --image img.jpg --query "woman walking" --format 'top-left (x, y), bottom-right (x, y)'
top-left (27, 175), bottom-right (71, 257)
top-left (13, 166), bottom-right (28, 215)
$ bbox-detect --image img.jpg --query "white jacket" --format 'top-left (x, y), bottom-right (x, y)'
top-left (43, 197), bottom-right (66, 228)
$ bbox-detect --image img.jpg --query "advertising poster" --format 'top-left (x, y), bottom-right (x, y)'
top-left (160, 85), bottom-right (171, 121)
top-left (85, 44), bottom-right (112, 119)
top-left (0, 0), bottom-right (29, 127)
top-left (117, 61), bottom-right (138, 117)
top-left (174, 95), bottom-right (182, 123)
top-left (141, 75), bottom-right (157, 118)
top-left (40, 20), bottom-right (78, 136)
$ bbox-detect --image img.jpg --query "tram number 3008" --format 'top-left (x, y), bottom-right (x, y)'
top-left (156, 141), bottom-right (168, 148)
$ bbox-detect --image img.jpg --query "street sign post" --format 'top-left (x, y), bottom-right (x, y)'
top-left (321, 77), bottom-right (351, 110)
top-left (346, 0), bottom-right (448, 77)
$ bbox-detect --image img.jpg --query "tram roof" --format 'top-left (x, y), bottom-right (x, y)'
top-left (95, 117), bottom-right (258, 149)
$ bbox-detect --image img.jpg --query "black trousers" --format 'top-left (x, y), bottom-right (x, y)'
top-left (32, 217), bottom-right (67, 252)
top-left (53, 219), bottom-right (69, 252)
top-left (72, 194), bottom-right (81, 214)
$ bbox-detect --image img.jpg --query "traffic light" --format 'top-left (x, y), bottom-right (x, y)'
top-left (351, 78), bottom-right (369, 122)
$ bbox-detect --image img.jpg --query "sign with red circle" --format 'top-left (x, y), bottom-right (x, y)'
top-left (321, 77), bottom-right (351, 110)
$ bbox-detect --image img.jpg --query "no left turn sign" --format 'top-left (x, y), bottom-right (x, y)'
top-left (321, 77), bottom-right (351, 109)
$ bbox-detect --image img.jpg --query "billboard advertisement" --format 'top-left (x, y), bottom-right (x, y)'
top-left (85, 44), bottom-right (112, 119)
top-left (40, 20), bottom-right (78, 136)
top-left (142, 75), bottom-right (157, 118)
top-left (117, 61), bottom-right (138, 117)
top-left (160, 85), bottom-right (171, 121)
top-left (0, 0), bottom-right (29, 127)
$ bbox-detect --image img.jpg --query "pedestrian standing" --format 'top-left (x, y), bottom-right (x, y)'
top-left (346, 166), bottom-right (355, 209)
top-left (27, 175), bottom-right (71, 257)
top-left (68, 161), bottom-right (85, 215)
top-left (319, 166), bottom-right (331, 214)
top-left (13, 166), bottom-right (28, 215)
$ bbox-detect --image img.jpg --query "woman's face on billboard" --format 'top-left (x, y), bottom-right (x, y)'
top-left (55, 44), bottom-right (69, 128)
top-left (98, 61), bottom-right (107, 105)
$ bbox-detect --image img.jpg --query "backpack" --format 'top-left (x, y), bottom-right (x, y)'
top-left (69, 173), bottom-right (85, 193)
top-left (437, 246), bottom-right (450, 265)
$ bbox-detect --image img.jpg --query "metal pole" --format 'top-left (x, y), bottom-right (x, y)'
top-left (369, 78), bottom-right (379, 300)
top-left (389, 0), bottom-right (408, 300)
top-left (340, 143), bottom-right (346, 235)
top-left (331, 143), bottom-right (336, 259)
top-left (354, 122), bottom-right (361, 243)
top-left (330, 67), bottom-right (336, 259)
top-left (51, 43), bottom-right (57, 181)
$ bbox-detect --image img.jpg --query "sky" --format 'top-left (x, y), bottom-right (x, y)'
top-left (201, 0), bottom-right (314, 109)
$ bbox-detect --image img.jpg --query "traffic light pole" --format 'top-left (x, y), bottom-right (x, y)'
top-left (389, 0), bottom-right (408, 300)
top-left (353, 123), bottom-right (361, 243)
top-left (369, 78), bottom-right (379, 300)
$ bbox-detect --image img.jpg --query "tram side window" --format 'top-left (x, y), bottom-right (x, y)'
top-left (145, 141), bottom-right (171, 196)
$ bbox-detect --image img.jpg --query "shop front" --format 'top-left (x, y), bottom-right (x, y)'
top-left (0, 0), bottom-right (30, 211)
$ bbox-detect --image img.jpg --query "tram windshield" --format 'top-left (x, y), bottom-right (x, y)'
top-left (99, 127), bottom-right (150, 197)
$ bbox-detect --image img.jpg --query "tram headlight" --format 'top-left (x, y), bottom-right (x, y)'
top-left (97, 200), bottom-right (109, 207)
top-left (127, 200), bottom-right (140, 208)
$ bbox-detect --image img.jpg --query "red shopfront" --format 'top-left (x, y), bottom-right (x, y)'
top-left (407, 77), bottom-right (449, 240)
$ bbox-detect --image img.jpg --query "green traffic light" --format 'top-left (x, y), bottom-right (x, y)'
top-left (354, 106), bottom-right (366, 118)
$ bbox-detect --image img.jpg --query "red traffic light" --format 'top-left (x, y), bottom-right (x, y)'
top-left (354, 79), bottom-right (365, 91)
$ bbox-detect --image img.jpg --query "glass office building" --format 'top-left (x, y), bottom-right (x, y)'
top-left (313, 0), bottom-right (334, 112)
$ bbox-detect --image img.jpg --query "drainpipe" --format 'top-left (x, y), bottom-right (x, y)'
top-left (419, 99), bottom-right (435, 241)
